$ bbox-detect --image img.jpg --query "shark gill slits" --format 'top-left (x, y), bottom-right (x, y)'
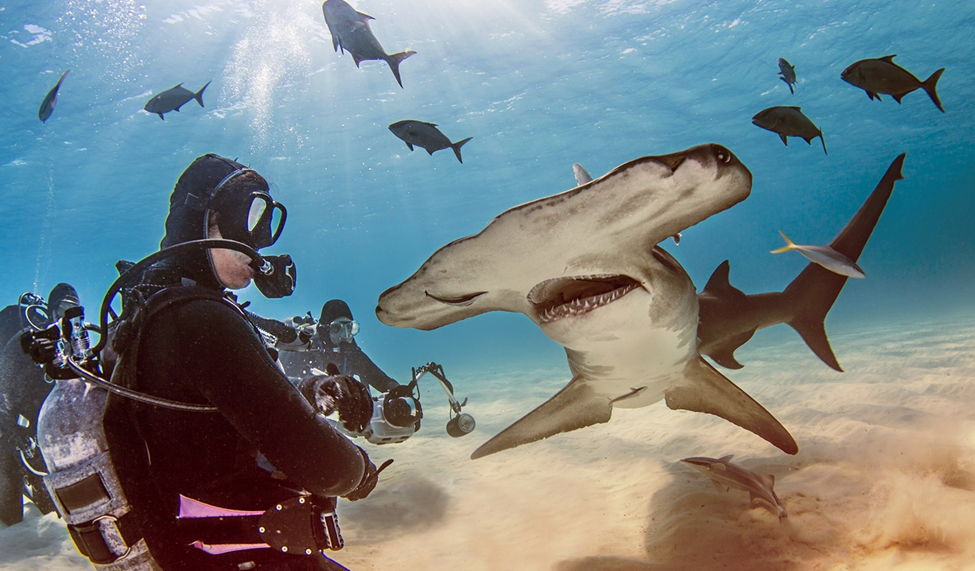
top-left (425, 291), bottom-right (487, 307)
top-left (651, 246), bottom-right (683, 274)
top-left (528, 275), bottom-right (639, 323)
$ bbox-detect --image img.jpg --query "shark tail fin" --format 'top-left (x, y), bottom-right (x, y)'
top-left (195, 81), bottom-right (211, 108)
top-left (665, 358), bottom-right (798, 455)
top-left (386, 50), bottom-right (416, 88)
top-left (470, 377), bottom-right (612, 459)
top-left (451, 137), bottom-right (473, 163)
top-left (770, 231), bottom-right (795, 254)
top-left (922, 68), bottom-right (946, 112)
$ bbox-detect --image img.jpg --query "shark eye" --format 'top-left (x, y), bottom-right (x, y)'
top-left (714, 145), bottom-right (732, 164)
top-left (425, 291), bottom-right (487, 307)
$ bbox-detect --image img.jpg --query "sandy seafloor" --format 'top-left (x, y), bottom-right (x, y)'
top-left (3, 309), bottom-right (975, 571)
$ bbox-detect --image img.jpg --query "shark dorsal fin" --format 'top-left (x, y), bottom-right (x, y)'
top-left (788, 106), bottom-right (802, 111)
top-left (880, 54), bottom-right (897, 63)
top-left (701, 261), bottom-right (745, 299)
top-left (356, 11), bottom-right (375, 22)
top-left (664, 358), bottom-right (798, 455)
top-left (718, 454), bottom-right (734, 463)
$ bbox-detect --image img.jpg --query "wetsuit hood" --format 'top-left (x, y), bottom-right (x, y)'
top-left (160, 154), bottom-right (269, 289)
top-left (47, 283), bottom-right (79, 320)
top-left (318, 299), bottom-right (354, 343)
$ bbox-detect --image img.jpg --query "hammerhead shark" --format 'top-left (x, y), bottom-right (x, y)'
top-left (697, 154), bottom-right (905, 371)
top-left (681, 454), bottom-right (787, 519)
top-left (377, 144), bottom-right (798, 459)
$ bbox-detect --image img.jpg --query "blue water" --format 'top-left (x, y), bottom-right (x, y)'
top-left (1, 0), bottom-right (973, 383)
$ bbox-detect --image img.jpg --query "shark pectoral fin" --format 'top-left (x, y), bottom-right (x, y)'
top-left (665, 358), bottom-right (798, 455)
top-left (470, 378), bottom-right (612, 459)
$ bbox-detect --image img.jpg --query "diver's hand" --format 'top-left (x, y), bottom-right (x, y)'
top-left (298, 374), bottom-right (373, 433)
top-left (20, 325), bottom-right (59, 364)
top-left (295, 323), bottom-right (315, 345)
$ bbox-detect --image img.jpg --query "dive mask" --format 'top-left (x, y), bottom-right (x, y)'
top-left (209, 169), bottom-right (287, 249)
top-left (328, 318), bottom-right (359, 342)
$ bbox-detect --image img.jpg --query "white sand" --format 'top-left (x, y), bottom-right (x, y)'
top-left (3, 312), bottom-right (975, 570)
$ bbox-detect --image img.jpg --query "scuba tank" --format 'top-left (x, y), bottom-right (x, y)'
top-left (33, 306), bottom-right (159, 570)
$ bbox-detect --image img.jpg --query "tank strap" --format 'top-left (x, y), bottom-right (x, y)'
top-left (66, 511), bottom-right (143, 565)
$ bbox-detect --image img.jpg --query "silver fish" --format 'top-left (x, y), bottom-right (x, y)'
top-left (841, 54), bottom-right (945, 112)
top-left (771, 230), bottom-right (865, 278)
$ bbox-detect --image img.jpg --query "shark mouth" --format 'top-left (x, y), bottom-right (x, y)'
top-left (528, 274), bottom-right (640, 324)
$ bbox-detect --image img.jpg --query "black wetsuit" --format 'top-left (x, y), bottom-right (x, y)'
top-left (0, 304), bottom-right (55, 525)
top-left (103, 286), bottom-right (365, 570)
top-left (278, 337), bottom-right (398, 394)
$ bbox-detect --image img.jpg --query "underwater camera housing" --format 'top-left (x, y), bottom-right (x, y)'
top-left (337, 362), bottom-right (474, 445)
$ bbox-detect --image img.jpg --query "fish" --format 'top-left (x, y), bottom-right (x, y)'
top-left (841, 55), bottom-right (945, 113)
top-left (771, 231), bottom-right (865, 278)
top-left (752, 106), bottom-right (827, 155)
top-left (144, 81), bottom-right (211, 120)
top-left (38, 70), bottom-right (69, 123)
top-left (778, 58), bottom-right (796, 94)
top-left (573, 161), bottom-right (680, 244)
top-left (376, 144), bottom-right (798, 459)
top-left (389, 120), bottom-right (473, 163)
top-left (681, 454), bottom-right (787, 519)
top-left (322, 0), bottom-right (416, 88)
top-left (697, 154), bottom-right (905, 371)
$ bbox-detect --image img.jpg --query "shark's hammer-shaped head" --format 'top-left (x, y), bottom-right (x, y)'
top-left (376, 144), bottom-right (752, 331)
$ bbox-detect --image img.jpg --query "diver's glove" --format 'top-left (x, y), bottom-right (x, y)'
top-left (298, 370), bottom-right (373, 433)
top-left (344, 448), bottom-right (394, 502)
top-left (253, 254), bottom-right (296, 299)
top-left (21, 325), bottom-right (59, 365)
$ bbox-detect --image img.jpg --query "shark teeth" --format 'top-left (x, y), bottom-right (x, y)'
top-left (528, 274), bottom-right (640, 324)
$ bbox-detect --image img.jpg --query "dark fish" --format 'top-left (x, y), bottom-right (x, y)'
top-left (751, 106), bottom-right (827, 155)
top-left (144, 81), bottom-right (211, 120)
top-left (322, 0), bottom-right (416, 88)
top-left (389, 120), bottom-right (473, 163)
top-left (38, 70), bottom-right (69, 123)
top-left (841, 55), bottom-right (945, 112)
top-left (777, 58), bottom-right (796, 94)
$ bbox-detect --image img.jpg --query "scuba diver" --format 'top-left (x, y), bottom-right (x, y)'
top-left (23, 154), bottom-right (385, 570)
top-left (0, 283), bottom-right (78, 525)
top-left (275, 300), bottom-right (399, 393)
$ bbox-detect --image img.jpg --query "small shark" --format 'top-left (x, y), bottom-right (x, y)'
top-left (752, 106), bottom-right (827, 155)
top-left (322, 0), bottom-right (416, 88)
top-left (841, 55), bottom-right (945, 113)
top-left (389, 120), bottom-right (473, 163)
top-left (377, 144), bottom-right (797, 459)
top-left (697, 154), bottom-right (905, 371)
top-left (144, 81), bottom-right (211, 120)
top-left (777, 58), bottom-right (796, 94)
top-left (771, 231), bottom-right (865, 278)
top-left (38, 70), bottom-right (69, 123)
top-left (681, 454), bottom-right (787, 519)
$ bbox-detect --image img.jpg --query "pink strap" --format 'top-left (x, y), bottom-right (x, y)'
top-left (189, 540), bottom-right (270, 555)
top-left (177, 494), bottom-right (264, 519)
